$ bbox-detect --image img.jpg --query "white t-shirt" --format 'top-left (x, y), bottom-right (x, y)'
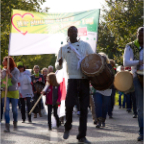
top-left (123, 45), bottom-right (143, 77)
top-left (96, 89), bottom-right (112, 96)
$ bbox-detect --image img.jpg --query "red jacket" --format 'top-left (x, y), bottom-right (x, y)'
top-left (45, 85), bottom-right (61, 105)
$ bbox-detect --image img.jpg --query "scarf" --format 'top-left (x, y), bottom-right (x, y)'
top-left (34, 72), bottom-right (39, 77)
top-left (68, 42), bottom-right (84, 69)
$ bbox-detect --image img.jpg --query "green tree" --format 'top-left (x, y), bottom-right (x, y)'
top-left (13, 54), bottom-right (56, 72)
top-left (1, 0), bottom-right (46, 60)
top-left (97, 0), bottom-right (143, 64)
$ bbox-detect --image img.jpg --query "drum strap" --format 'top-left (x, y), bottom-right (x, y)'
top-left (68, 42), bottom-right (84, 69)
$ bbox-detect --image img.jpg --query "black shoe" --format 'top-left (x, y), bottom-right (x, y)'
top-left (28, 120), bottom-right (32, 123)
top-left (127, 110), bottom-right (131, 113)
top-left (109, 116), bottom-right (113, 119)
top-left (133, 114), bottom-right (137, 118)
top-left (78, 137), bottom-right (91, 144)
top-left (93, 120), bottom-right (97, 125)
top-left (57, 121), bottom-right (61, 128)
top-left (137, 135), bottom-right (143, 141)
top-left (63, 130), bottom-right (70, 139)
top-left (49, 127), bottom-right (52, 131)
top-left (119, 106), bottom-right (121, 109)
top-left (96, 122), bottom-right (101, 128)
top-left (101, 122), bottom-right (105, 127)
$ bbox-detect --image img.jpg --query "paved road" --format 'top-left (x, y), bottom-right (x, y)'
top-left (1, 106), bottom-right (143, 144)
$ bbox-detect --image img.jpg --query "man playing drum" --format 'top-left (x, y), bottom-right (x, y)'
top-left (123, 27), bottom-right (143, 141)
top-left (55, 26), bottom-right (94, 143)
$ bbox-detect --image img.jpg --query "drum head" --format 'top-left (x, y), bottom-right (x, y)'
top-left (81, 54), bottom-right (104, 76)
top-left (114, 71), bottom-right (133, 92)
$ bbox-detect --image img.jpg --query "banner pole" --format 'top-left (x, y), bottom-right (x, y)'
top-left (4, 33), bottom-right (11, 112)
top-left (4, 56), bottom-right (9, 113)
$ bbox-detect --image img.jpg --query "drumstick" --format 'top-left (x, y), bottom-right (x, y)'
top-left (28, 94), bottom-right (43, 115)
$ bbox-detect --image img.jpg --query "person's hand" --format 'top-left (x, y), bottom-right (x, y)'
top-left (33, 80), bottom-right (36, 83)
top-left (38, 77), bottom-right (42, 82)
top-left (139, 60), bottom-right (143, 65)
top-left (56, 101), bottom-right (61, 105)
top-left (6, 69), bottom-right (12, 78)
top-left (58, 58), bottom-right (63, 66)
top-left (41, 91), bottom-right (45, 95)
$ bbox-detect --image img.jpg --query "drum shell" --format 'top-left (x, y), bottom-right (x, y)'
top-left (34, 82), bottom-right (45, 94)
top-left (88, 63), bottom-right (114, 90)
top-left (81, 54), bottom-right (114, 90)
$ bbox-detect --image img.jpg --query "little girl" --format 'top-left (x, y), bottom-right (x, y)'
top-left (45, 72), bottom-right (61, 130)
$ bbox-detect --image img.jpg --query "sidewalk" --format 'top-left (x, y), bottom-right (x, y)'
top-left (1, 106), bottom-right (143, 144)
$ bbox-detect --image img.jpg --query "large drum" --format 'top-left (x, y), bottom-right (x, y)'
top-left (137, 70), bottom-right (143, 87)
top-left (114, 71), bottom-right (133, 92)
top-left (34, 81), bottom-right (45, 94)
top-left (81, 53), bottom-right (114, 90)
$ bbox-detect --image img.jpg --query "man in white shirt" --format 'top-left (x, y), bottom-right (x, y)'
top-left (55, 26), bottom-right (94, 144)
top-left (123, 27), bottom-right (143, 141)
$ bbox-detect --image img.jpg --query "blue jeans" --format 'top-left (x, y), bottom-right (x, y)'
top-left (2, 97), bottom-right (18, 124)
top-left (133, 76), bottom-right (143, 136)
top-left (119, 91), bottom-right (126, 108)
top-left (125, 93), bottom-right (132, 110)
top-left (93, 92), bottom-right (111, 119)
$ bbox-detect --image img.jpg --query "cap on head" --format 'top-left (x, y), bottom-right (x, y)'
top-left (17, 61), bottom-right (24, 68)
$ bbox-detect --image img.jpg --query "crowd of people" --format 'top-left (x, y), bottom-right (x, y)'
top-left (0, 26), bottom-right (143, 143)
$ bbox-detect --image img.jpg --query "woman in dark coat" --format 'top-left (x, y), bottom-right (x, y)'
top-left (31, 65), bottom-right (45, 118)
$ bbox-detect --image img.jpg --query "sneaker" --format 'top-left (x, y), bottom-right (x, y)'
top-left (137, 135), bottom-right (143, 141)
top-left (78, 137), bottom-right (91, 144)
top-left (22, 121), bottom-right (25, 123)
top-left (63, 130), bottom-right (70, 139)
top-left (133, 114), bottom-right (137, 118)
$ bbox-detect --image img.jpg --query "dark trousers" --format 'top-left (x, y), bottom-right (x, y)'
top-left (47, 105), bottom-right (59, 128)
top-left (33, 93), bottom-right (42, 113)
top-left (108, 86), bottom-right (116, 116)
top-left (64, 79), bottom-right (89, 140)
top-left (1, 99), bottom-right (3, 121)
top-left (75, 96), bottom-right (80, 111)
top-left (130, 92), bottom-right (137, 115)
top-left (20, 97), bottom-right (32, 121)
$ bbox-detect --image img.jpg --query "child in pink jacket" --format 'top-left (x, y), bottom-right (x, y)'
top-left (45, 72), bottom-right (61, 130)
